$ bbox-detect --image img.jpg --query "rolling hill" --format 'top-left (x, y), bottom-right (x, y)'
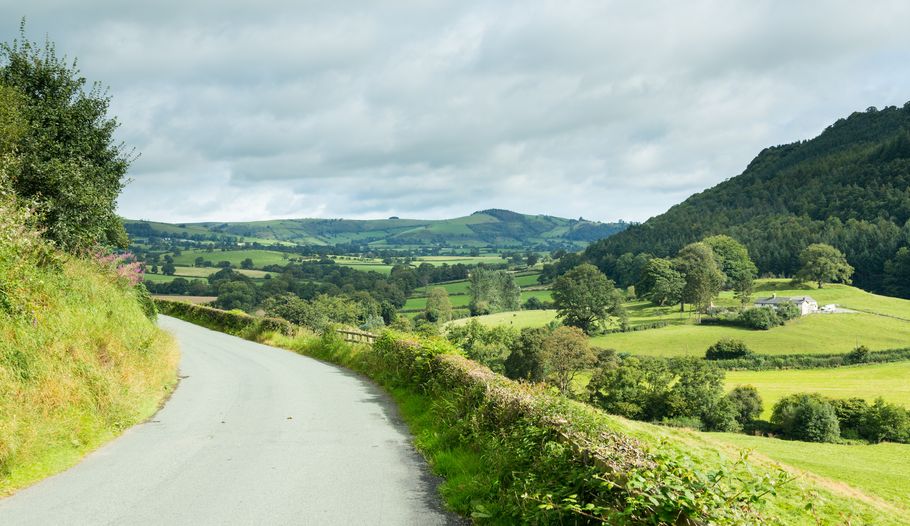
top-left (125, 209), bottom-right (629, 250)
top-left (584, 101), bottom-right (910, 296)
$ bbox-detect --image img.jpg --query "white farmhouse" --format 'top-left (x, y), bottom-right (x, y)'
top-left (753, 294), bottom-right (819, 316)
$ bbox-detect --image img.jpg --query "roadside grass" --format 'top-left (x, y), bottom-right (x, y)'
top-left (0, 259), bottom-right (178, 495)
top-left (725, 361), bottom-right (910, 418)
top-left (151, 294), bottom-right (217, 304)
top-left (704, 432), bottom-right (910, 513)
top-left (264, 331), bottom-right (899, 525)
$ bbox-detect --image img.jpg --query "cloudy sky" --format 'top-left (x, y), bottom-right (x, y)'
top-left (3, 1), bottom-right (910, 223)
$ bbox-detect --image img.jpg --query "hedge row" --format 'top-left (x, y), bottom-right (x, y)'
top-left (154, 299), bottom-right (295, 338)
top-left (347, 331), bottom-right (779, 524)
top-left (713, 346), bottom-right (910, 370)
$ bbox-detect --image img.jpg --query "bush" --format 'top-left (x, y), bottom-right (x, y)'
top-left (860, 398), bottom-right (910, 443)
top-left (844, 345), bottom-right (871, 364)
top-left (726, 385), bottom-right (763, 425)
top-left (705, 338), bottom-right (753, 360)
top-left (771, 394), bottom-right (840, 443)
top-left (776, 302), bottom-right (801, 321)
top-left (738, 307), bottom-right (782, 330)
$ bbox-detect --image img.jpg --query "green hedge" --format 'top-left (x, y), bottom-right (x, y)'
top-left (312, 330), bottom-right (780, 524)
top-left (154, 299), bottom-right (295, 338)
top-left (713, 346), bottom-right (910, 370)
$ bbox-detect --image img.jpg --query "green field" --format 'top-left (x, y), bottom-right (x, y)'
top-left (726, 361), bottom-right (910, 417)
top-left (448, 309), bottom-right (559, 329)
top-left (143, 265), bottom-right (269, 283)
top-left (332, 260), bottom-right (394, 275)
top-left (166, 249), bottom-right (290, 269)
top-left (590, 312), bottom-right (910, 357)
top-left (415, 255), bottom-right (506, 266)
top-left (706, 433), bottom-right (910, 513)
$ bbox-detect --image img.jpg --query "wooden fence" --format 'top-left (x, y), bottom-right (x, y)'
top-left (337, 329), bottom-right (377, 345)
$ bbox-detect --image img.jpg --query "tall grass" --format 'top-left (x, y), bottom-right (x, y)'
top-left (0, 192), bottom-right (178, 494)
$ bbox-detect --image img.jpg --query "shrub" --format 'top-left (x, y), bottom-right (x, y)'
top-left (738, 307), bottom-right (781, 330)
top-left (771, 394), bottom-right (840, 443)
top-left (860, 398), bottom-right (910, 443)
top-left (776, 302), bottom-right (801, 321)
top-left (503, 326), bottom-right (549, 382)
top-left (705, 338), bottom-right (753, 360)
top-left (726, 385), bottom-right (764, 425)
top-left (844, 345), bottom-right (871, 364)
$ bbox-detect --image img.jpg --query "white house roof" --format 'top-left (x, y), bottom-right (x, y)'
top-left (754, 296), bottom-right (816, 305)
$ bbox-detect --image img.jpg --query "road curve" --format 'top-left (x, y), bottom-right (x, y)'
top-left (0, 316), bottom-right (461, 525)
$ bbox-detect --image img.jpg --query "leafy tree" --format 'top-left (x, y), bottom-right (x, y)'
top-left (795, 243), bottom-right (854, 288)
top-left (829, 398), bottom-right (869, 437)
top-left (526, 253), bottom-right (539, 267)
top-left (0, 84), bottom-right (25, 154)
top-left (503, 326), bottom-right (549, 382)
top-left (446, 319), bottom-right (517, 373)
top-left (860, 398), bottom-right (910, 443)
top-left (194, 256), bottom-right (205, 267)
top-left (552, 263), bottom-right (625, 334)
top-left (424, 286), bottom-right (453, 323)
top-left (726, 386), bottom-right (763, 425)
top-left (883, 247), bottom-right (910, 297)
top-left (0, 26), bottom-right (131, 251)
top-left (703, 235), bottom-right (757, 305)
top-left (636, 257), bottom-right (684, 306)
top-left (240, 257), bottom-right (254, 269)
top-left (161, 261), bottom-right (176, 276)
top-left (771, 393), bottom-right (840, 443)
top-left (468, 267), bottom-right (520, 315)
top-left (541, 326), bottom-right (595, 394)
top-left (675, 243), bottom-right (725, 313)
top-left (214, 280), bottom-right (257, 312)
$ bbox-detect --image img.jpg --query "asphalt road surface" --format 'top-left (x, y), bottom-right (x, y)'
top-left (0, 316), bottom-right (461, 525)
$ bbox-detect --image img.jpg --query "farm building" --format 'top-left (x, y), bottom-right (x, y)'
top-left (754, 294), bottom-right (818, 315)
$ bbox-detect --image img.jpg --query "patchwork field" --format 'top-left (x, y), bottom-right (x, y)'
top-left (706, 433), bottom-right (910, 513)
top-left (143, 265), bottom-right (270, 283)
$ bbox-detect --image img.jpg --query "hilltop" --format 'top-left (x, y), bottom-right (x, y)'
top-left (585, 102), bottom-right (910, 296)
top-left (125, 209), bottom-right (628, 251)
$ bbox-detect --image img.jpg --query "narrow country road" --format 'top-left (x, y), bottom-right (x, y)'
top-left (0, 316), bottom-right (461, 525)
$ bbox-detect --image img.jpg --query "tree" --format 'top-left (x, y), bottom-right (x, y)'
top-left (771, 393), bottom-right (840, 443)
top-left (503, 327), bottom-right (548, 382)
top-left (636, 257), bottom-right (684, 306)
top-left (883, 247), bottom-right (910, 298)
top-left (468, 268), bottom-right (520, 315)
top-left (541, 326), bottom-right (596, 394)
top-left (424, 287), bottom-right (453, 323)
top-left (240, 258), bottom-right (254, 269)
top-left (194, 256), bottom-right (205, 267)
top-left (0, 25), bottom-right (131, 251)
top-left (526, 253), bottom-right (539, 267)
top-left (703, 235), bottom-right (757, 306)
top-left (552, 263), bottom-right (624, 334)
top-left (795, 243), bottom-right (854, 288)
top-left (861, 398), bottom-right (910, 443)
top-left (726, 386), bottom-right (763, 425)
top-left (161, 261), bottom-right (176, 276)
top-left (675, 243), bottom-right (725, 313)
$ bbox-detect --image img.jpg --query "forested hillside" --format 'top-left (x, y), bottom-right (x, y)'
top-left (125, 209), bottom-right (629, 251)
top-left (585, 102), bottom-right (910, 296)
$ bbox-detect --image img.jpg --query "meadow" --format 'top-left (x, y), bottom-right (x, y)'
top-left (166, 248), bottom-right (290, 268)
top-left (705, 433), bottom-right (910, 513)
top-left (726, 361), bottom-right (910, 418)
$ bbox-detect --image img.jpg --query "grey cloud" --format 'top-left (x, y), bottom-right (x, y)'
top-left (2, 1), bottom-right (910, 223)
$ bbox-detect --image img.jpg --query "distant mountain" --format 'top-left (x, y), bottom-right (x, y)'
top-left (584, 102), bottom-right (910, 296)
top-left (124, 209), bottom-right (629, 251)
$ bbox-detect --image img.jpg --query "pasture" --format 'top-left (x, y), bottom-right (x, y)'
top-left (706, 433), bottom-right (910, 512)
top-left (166, 249), bottom-right (290, 269)
top-left (726, 361), bottom-right (910, 417)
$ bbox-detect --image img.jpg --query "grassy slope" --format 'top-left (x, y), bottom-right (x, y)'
top-left (0, 255), bottom-right (178, 495)
top-left (705, 433), bottom-right (910, 513)
top-left (167, 248), bottom-right (289, 268)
